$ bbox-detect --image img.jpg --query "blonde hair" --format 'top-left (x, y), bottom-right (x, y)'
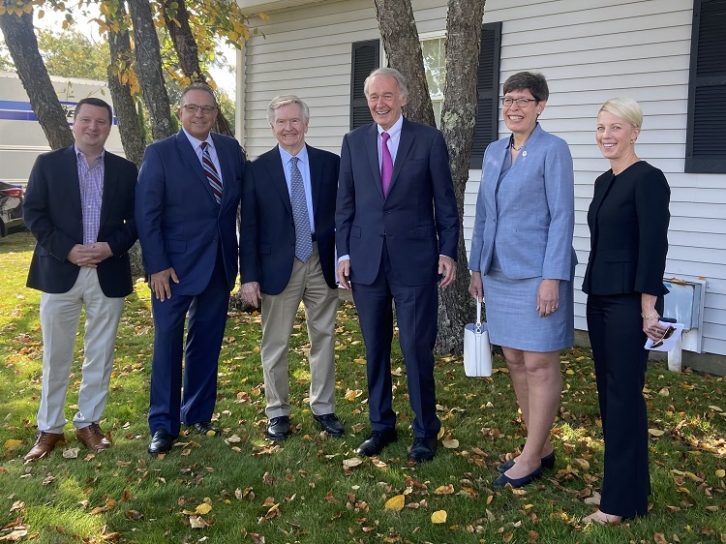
top-left (598, 97), bottom-right (643, 128)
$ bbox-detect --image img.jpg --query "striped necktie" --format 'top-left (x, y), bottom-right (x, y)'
top-left (200, 141), bottom-right (223, 204)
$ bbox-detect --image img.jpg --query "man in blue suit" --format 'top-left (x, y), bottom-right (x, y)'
top-left (239, 96), bottom-right (343, 441)
top-left (136, 83), bottom-right (244, 455)
top-left (336, 68), bottom-right (459, 462)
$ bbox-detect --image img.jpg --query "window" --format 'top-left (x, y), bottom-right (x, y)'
top-left (470, 22), bottom-right (502, 168)
top-left (350, 40), bottom-right (380, 130)
top-left (421, 36), bottom-right (446, 126)
top-left (686, 0), bottom-right (726, 173)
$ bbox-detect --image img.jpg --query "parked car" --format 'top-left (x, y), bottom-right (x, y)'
top-left (0, 181), bottom-right (24, 236)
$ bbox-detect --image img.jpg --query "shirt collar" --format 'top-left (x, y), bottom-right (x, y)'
top-left (182, 127), bottom-right (214, 151)
top-left (377, 115), bottom-right (404, 138)
top-left (278, 144), bottom-right (309, 166)
top-left (74, 145), bottom-right (105, 163)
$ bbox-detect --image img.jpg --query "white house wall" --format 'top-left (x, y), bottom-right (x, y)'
top-left (239, 0), bottom-right (726, 358)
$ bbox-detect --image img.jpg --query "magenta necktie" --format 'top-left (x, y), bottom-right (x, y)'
top-left (381, 131), bottom-right (393, 196)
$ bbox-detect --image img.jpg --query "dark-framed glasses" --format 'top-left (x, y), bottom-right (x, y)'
top-left (501, 97), bottom-right (537, 107)
top-left (183, 104), bottom-right (217, 115)
top-left (651, 325), bottom-right (676, 349)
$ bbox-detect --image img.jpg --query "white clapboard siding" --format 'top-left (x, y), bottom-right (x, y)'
top-left (238, 0), bottom-right (726, 359)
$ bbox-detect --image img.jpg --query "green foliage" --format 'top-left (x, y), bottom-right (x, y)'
top-left (36, 28), bottom-right (109, 80)
top-left (0, 231), bottom-right (724, 543)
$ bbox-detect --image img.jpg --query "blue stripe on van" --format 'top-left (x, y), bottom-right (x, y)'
top-left (0, 100), bottom-right (118, 124)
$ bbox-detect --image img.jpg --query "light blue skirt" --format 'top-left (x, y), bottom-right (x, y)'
top-left (483, 268), bottom-right (574, 353)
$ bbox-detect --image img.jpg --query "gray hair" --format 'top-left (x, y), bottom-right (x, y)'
top-left (179, 82), bottom-right (218, 107)
top-left (363, 67), bottom-right (409, 99)
top-left (267, 95), bottom-right (310, 125)
top-left (598, 97), bottom-right (643, 129)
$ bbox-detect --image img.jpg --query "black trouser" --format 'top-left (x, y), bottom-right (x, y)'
top-left (586, 294), bottom-right (651, 518)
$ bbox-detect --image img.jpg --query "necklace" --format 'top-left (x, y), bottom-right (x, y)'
top-left (511, 142), bottom-right (524, 151)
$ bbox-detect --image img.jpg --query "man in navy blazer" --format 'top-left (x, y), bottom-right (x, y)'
top-left (239, 96), bottom-right (343, 440)
top-left (23, 98), bottom-right (137, 460)
top-left (336, 68), bottom-right (459, 462)
top-left (136, 83), bottom-right (244, 455)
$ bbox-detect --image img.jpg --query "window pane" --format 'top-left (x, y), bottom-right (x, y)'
top-left (421, 38), bottom-right (446, 99)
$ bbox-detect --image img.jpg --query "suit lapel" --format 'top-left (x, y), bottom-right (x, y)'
top-left (365, 124), bottom-right (384, 200)
top-left (100, 153), bottom-right (118, 227)
top-left (267, 146), bottom-right (292, 214)
top-left (63, 147), bottom-right (83, 232)
top-left (389, 118), bottom-right (414, 196)
top-left (176, 131), bottom-right (217, 204)
top-left (307, 145), bottom-right (321, 217)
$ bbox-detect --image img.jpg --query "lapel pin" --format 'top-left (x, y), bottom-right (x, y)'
top-left (522, 150), bottom-right (527, 157)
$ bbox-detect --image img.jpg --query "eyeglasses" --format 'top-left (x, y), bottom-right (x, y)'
top-left (182, 104), bottom-right (217, 115)
top-left (501, 97), bottom-right (537, 107)
top-left (651, 326), bottom-right (676, 349)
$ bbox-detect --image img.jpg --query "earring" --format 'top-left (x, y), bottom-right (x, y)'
top-left (630, 139), bottom-right (635, 144)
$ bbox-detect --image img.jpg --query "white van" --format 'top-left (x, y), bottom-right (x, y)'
top-left (0, 71), bottom-right (124, 186)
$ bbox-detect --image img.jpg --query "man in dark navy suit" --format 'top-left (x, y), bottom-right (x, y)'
top-left (336, 68), bottom-right (459, 462)
top-left (136, 83), bottom-right (244, 455)
top-left (23, 98), bottom-right (137, 460)
top-left (240, 96), bottom-right (343, 441)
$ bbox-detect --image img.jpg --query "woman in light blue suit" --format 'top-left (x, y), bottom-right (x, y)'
top-left (468, 72), bottom-right (575, 488)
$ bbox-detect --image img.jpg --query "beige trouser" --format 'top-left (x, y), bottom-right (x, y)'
top-left (261, 245), bottom-right (338, 418)
top-left (37, 267), bottom-right (125, 433)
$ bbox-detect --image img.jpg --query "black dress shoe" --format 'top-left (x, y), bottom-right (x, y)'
top-left (408, 436), bottom-right (437, 462)
top-left (497, 450), bottom-right (556, 473)
top-left (266, 416), bottom-right (291, 441)
top-left (148, 430), bottom-right (176, 455)
top-left (493, 466), bottom-right (543, 488)
top-left (188, 422), bottom-right (219, 435)
top-left (313, 413), bottom-right (345, 437)
top-left (356, 429), bottom-right (397, 457)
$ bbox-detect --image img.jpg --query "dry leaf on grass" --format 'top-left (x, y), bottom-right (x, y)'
top-left (195, 502), bottom-right (212, 515)
top-left (343, 457), bottom-right (363, 468)
top-left (62, 447), bottom-right (80, 459)
top-left (384, 495), bottom-right (405, 511)
top-left (431, 510), bottom-right (447, 524)
top-left (442, 438), bottom-right (459, 449)
top-left (3, 439), bottom-right (22, 451)
top-left (648, 428), bottom-right (665, 437)
top-left (433, 484), bottom-right (454, 495)
top-left (0, 528), bottom-right (28, 542)
top-left (189, 515), bottom-right (209, 529)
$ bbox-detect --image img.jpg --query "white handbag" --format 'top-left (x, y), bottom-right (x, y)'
top-left (463, 298), bottom-right (492, 377)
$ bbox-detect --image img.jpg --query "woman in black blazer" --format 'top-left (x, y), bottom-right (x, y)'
top-left (582, 97), bottom-right (670, 524)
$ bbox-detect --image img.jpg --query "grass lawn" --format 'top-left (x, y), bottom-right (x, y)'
top-left (0, 230), bottom-right (724, 544)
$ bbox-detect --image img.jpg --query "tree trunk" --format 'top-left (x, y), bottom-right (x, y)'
top-left (373, 0), bottom-right (435, 127)
top-left (160, 0), bottom-right (233, 136)
top-left (106, 0), bottom-right (147, 279)
top-left (127, 0), bottom-right (176, 140)
top-left (436, 0), bottom-right (486, 355)
top-left (106, 0), bottom-right (146, 167)
top-left (0, 9), bottom-right (73, 150)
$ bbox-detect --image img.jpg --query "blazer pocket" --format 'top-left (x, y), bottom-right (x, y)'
top-left (166, 239), bottom-right (187, 253)
top-left (351, 225), bottom-right (362, 239)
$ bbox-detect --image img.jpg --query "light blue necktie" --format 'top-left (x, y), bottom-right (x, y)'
top-left (290, 156), bottom-right (312, 262)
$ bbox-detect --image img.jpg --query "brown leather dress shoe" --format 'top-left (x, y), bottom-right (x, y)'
top-left (24, 432), bottom-right (65, 461)
top-left (76, 423), bottom-right (112, 451)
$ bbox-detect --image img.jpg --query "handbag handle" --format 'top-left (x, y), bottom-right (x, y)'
top-left (475, 297), bottom-right (483, 333)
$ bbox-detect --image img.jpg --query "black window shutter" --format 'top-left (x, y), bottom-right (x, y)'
top-left (470, 22), bottom-right (502, 169)
top-left (350, 40), bottom-right (380, 130)
top-left (686, 0), bottom-right (726, 173)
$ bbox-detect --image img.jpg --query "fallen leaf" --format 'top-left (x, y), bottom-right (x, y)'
top-left (658, 387), bottom-right (670, 397)
top-left (125, 509), bottom-right (144, 520)
top-left (574, 458), bottom-right (590, 471)
top-left (189, 515), bottom-right (209, 529)
top-left (442, 438), bottom-right (459, 449)
top-left (716, 469), bottom-right (725, 478)
top-left (195, 502), bottom-right (212, 515)
top-left (654, 533), bottom-right (668, 544)
top-left (9, 501), bottom-right (24, 512)
top-left (433, 484), bottom-right (454, 495)
top-left (0, 528), bottom-right (28, 542)
top-left (371, 458), bottom-right (388, 468)
top-left (343, 457), bottom-right (363, 468)
top-left (226, 434), bottom-right (241, 444)
top-left (648, 428), bottom-right (665, 437)
top-left (584, 492), bottom-right (601, 505)
top-left (62, 447), bottom-right (80, 458)
top-left (3, 439), bottom-right (22, 451)
top-left (431, 510), bottom-right (447, 524)
top-left (344, 389), bottom-right (363, 401)
top-left (384, 494), bottom-right (405, 511)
